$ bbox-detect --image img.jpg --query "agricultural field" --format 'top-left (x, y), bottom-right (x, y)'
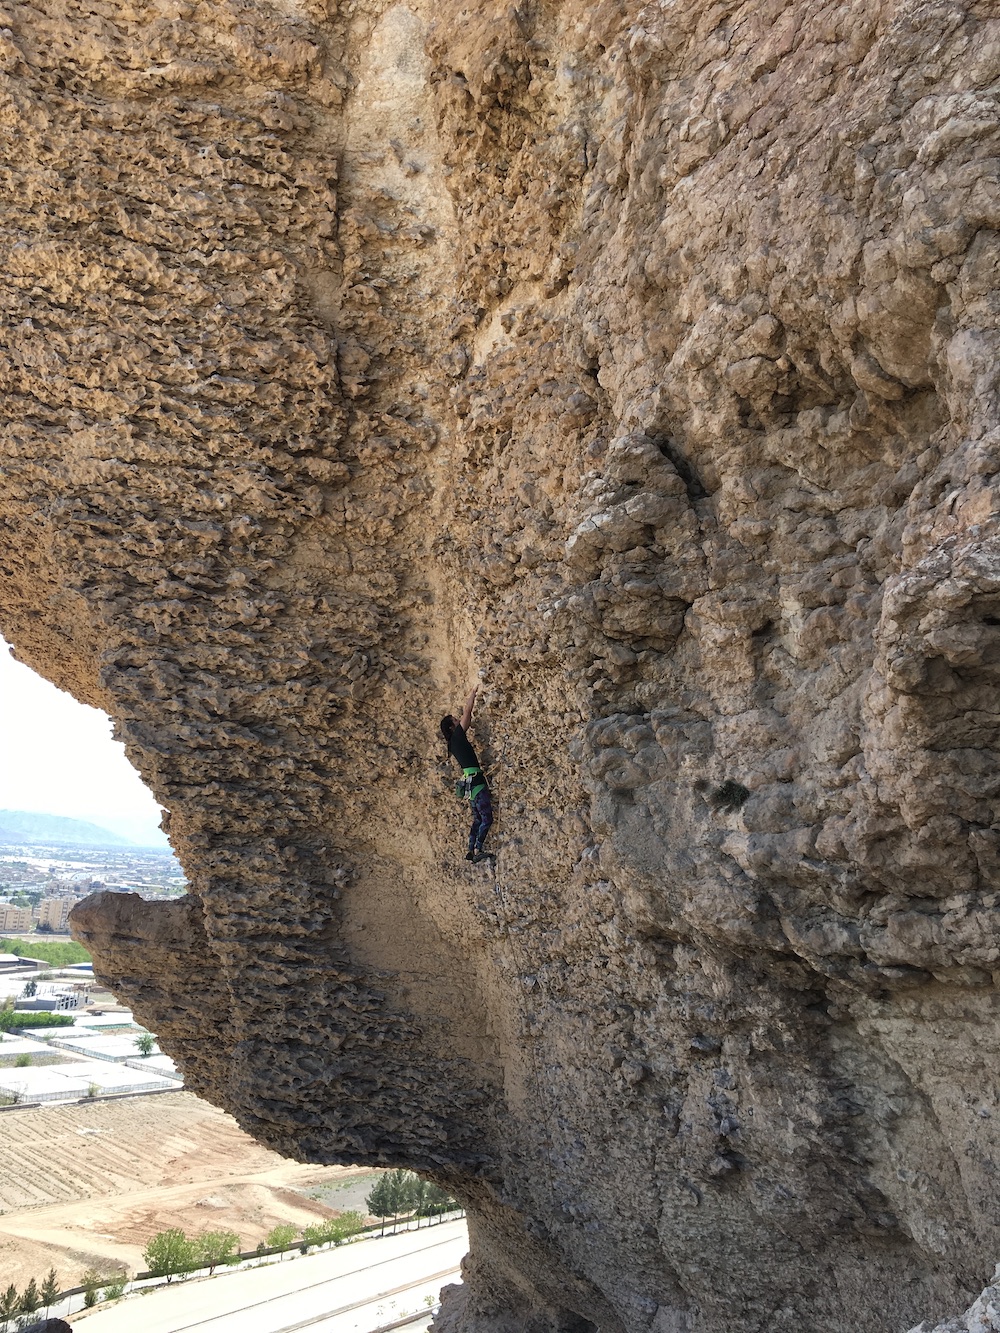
top-left (0, 1090), bottom-right (369, 1288)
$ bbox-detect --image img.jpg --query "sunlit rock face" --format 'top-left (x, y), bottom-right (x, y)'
top-left (4, 0), bottom-right (1000, 1328)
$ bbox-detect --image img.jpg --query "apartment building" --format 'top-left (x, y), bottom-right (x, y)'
top-left (36, 898), bottom-right (72, 931)
top-left (0, 905), bottom-right (34, 932)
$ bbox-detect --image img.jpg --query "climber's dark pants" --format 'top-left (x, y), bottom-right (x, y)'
top-left (469, 787), bottom-right (493, 855)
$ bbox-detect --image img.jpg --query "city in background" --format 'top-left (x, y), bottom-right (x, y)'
top-left (0, 833), bottom-right (186, 936)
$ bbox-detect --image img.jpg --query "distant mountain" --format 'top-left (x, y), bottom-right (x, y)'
top-left (0, 810), bottom-right (135, 848)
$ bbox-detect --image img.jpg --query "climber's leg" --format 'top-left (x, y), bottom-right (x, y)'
top-left (472, 787), bottom-right (493, 854)
top-left (467, 803), bottom-right (482, 859)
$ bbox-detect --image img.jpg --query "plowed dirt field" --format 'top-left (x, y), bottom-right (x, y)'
top-left (0, 1091), bottom-right (371, 1288)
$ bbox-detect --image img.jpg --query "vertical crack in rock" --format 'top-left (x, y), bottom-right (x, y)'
top-left (4, 0), bottom-right (1000, 1329)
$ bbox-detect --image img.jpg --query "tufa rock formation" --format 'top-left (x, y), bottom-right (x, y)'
top-left (2, 0), bottom-right (1000, 1328)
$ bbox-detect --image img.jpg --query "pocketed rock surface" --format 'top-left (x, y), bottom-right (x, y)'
top-left (3, 0), bottom-right (1000, 1329)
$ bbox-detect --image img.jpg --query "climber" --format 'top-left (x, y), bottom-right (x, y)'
top-left (441, 685), bottom-right (494, 863)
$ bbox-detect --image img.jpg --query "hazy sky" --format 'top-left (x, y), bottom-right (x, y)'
top-left (0, 639), bottom-right (168, 847)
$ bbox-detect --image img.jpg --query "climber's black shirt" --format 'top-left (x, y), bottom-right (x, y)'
top-left (448, 724), bottom-right (481, 773)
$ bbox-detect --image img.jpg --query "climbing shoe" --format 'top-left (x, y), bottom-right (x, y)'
top-left (472, 851), bottom-right (494, 864)
top-left (465, 851), bottom-right (476, 861)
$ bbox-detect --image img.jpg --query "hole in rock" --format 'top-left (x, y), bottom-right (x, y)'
top-left (654, 436), bottom-right (710, 501)
top-left (0, 638), bottom-right (183, 911)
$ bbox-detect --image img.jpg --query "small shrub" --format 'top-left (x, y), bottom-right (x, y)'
top-left (709, 779), bottom-right (750, 813)
top-left (13, 1055), bottom-right (29, 1068)
top-left (86, 1082), bottom-right (100, 1099)
top-left (102, 1278), bottom-right (127, 1301)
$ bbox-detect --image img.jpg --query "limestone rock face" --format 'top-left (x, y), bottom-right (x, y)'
top-left (3, 0), bottom-right (1000, 1329)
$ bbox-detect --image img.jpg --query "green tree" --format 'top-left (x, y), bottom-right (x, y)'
top-left (408, 1177), bottom-right (430, 1221)
top-left (143, 1229), bottom-right (196, 1282)
top-left (366, 1173), bottom-right (395, 1234)
top-left (40, 1269), bottom-right (58, 1313)
top-left (193, 1230), bottom-right (241, 1274)
top-left (265, 1222), bottom-right (297, 1252)
top-left (366, 1169), bottom-right (420, 1233)
top-left (80, 1268), bottom-right (104, 1307)
top-left (20, 979), bottom-right (36, 999)
top-left (0, 1283), bottom-right (18, 1329)
top-left (0, 938), bottom-right (90, 966)
top-left (135, 1032), bottom-right (155, 1056)
top-left (18, 1278), bottom-right (40, 1315)
top-left (0, 1010), bottom-right (72, 1031)
top-left (417, 1181), bottom-right (458, 1217)
top-left (301, 1222), bottom-right (327, 1251)
top-left (326, 1211), bottom-right (364, 1243)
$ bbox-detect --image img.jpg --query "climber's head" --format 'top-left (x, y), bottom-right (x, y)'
top-left (440, 715), bottom-right (457, 741)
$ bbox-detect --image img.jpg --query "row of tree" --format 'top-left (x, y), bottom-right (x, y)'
top-left (365, 1170), bottom-right (458, 1231)
top-left (263, 1212), bottom-right (366, 1254)
top-left (142, 1213), bottom-right (370, 1281)
top-left (0, 997), bottom-right (73, 1031)
top-left (0, 938), bottom-right (91, 966)
top-left (0, 1270), bottom-right (59, 1329)
top-left (0, 1174), bottom-right (462, 1325)
top-left (143, 1229), bottom-right (243, 1281)
top-left (0, 1266), bottom-right (125, 1329)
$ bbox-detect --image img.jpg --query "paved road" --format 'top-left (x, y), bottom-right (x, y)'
top-left (73, 1220), bottom-right (467, 1333)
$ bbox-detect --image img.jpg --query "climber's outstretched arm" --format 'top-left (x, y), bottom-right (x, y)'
top-left (459, 685), bottom-right (478, 732)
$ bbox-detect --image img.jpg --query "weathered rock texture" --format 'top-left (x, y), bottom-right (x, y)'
top-left (3, 0), bottom-right (1000, 1328)
top-left (910, 1266), bottom-right (1000, 1333)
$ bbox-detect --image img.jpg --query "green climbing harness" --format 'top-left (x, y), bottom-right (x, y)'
top-left (455, 767), bottom-right (486, 802)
